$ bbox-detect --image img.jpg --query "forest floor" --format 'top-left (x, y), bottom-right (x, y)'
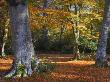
top-left (0, 54), bottom-right (110, 82)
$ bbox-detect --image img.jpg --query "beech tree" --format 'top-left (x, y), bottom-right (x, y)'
top-left (95, 0), bottom-right (110, 67)
top-left (5, 0), bottom-right (39, 77)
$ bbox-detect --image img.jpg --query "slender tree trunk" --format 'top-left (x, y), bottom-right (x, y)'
top-left (72, 26), bottom-right (80, 60)
top-left (0, 27), bottom-right (2, 55)
top-left (0, 29), bottom-right (5, 57)
top-left (41, 25), bottom-right (48, 50)
top-left (41, 0), bottom-right (49, 50)
top-left (1, 29), bottom-right (8, 57)
top-left (5, 1), bottom-right (39, 77)
top-left (0, 1), bottom-right (8, 57)
top-left (95, 0), bottom-right (110, 67)
top-left (1, 19), bottom-right (9, 57)
top-left (59, 24), bottom-right (64, 52)
top-left (69, 4), bottom-right (80, 60)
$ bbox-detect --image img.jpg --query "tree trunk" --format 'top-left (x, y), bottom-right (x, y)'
top-left (1, 19), bottom-right (9, 57)
top-left (95, 0), bottom-right (110, 67)
top-left (0, 27), bottom-right (2, 55)
top-left (5, 2), bottom-right (39, 77)
top-left (1, 28), bottom-right (8, 57)
top-left (41, 0), bottom-right (49, 50)
top-left (72, 26), bottom-right (80, 60)
top-left (69, 4), bottom-right (80, 60)
top-left (59, 24), bottom-right (64, 51)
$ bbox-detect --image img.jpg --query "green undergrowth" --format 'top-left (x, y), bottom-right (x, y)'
top-left (4, 57), bottom-right (56, 78)
top-left (36, 62), bottom-right (56, 74)
top-left (36, 57), bottom-right (56, 74)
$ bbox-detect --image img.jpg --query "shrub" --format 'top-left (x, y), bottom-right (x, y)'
top-left (36, 62), bottom-right (56, 74)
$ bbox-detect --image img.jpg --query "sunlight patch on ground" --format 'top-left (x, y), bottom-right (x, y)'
top-left (0, 66), bottom-right (11, 70)
top-left (52, 60), bottom-right (95, 66)
top-left (0, 58), bottom-right (13, 64)
top-left (0, 55), bottom-right (110, 82)
top-left (0, 58), bottom-right (13, 71)
top-left (51, 72), bottom-right (80, 79)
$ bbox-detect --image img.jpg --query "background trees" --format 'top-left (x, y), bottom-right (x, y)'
top-left (29, 0), bottom-right (104, 55)
top-left (1, 0), bottom-right (109, 55)
top-left (1, 0), bottom-right (108, 56)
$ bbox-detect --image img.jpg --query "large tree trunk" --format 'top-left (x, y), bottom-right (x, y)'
top-left (95, 0), bottom-right (110, 67)
top-left (6, 1), bottom-right (39, 77)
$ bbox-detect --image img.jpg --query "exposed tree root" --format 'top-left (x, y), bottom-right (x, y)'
top-left (4, 58), bottom-right (39, 78)
top-left (95, 58), bottom-right (108, 67)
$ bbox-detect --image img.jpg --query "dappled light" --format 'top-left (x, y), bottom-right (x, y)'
top-left (0, 57), bottom-right (12, 71)
top-left (0, 0), bottom-right (110, 81)
top-left (0, 54), bottom-right (110, 82)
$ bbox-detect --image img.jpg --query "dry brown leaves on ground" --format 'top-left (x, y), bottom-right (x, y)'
top-left (0, 54), bottom-right (110, 82)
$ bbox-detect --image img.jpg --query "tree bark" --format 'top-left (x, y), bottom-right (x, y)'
top-left (69, 4), bottom-right (80, 60)
top-left (59, 24), bottom-right (64, 52)
top-left (1, 19), bottom-right (9, 57)
top-left (5, 1), bottom-right (39, 77)
top-left (41, 0), bottom-right (49, 50)
top-left (95, 0), bottom-right (110, 67)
